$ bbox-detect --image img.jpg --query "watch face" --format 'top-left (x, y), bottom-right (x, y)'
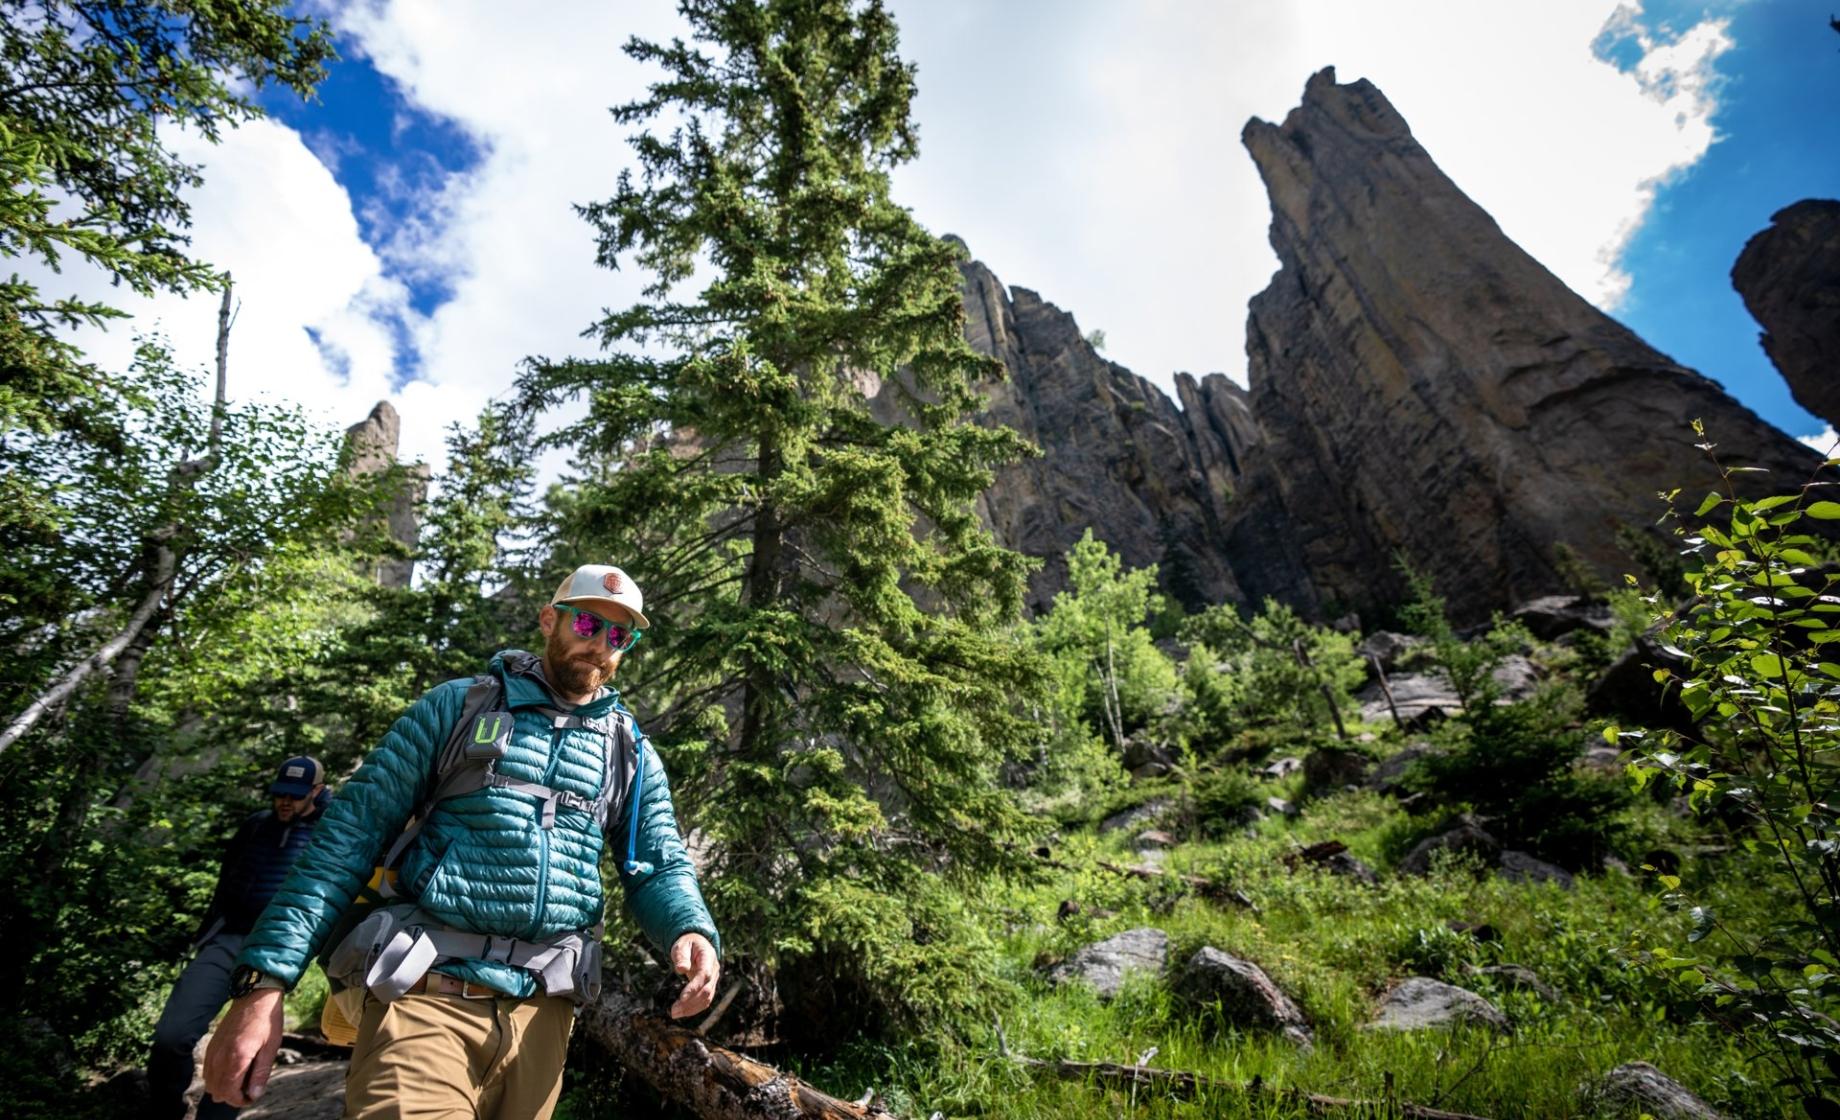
top-left (230, 965), bottom-right (263, 998)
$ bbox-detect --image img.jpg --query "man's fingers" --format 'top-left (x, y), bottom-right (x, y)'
top-left (246, 1025), bottom-right (283, 1102)
top-left (672, 937), bottom-right (693, 975)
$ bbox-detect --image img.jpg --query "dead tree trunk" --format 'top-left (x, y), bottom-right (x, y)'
top-left (581, 988), bottom-right (903, 1119)
top-left (1293, 638), bottom-right (1347, 740)
top-left (1369, 653), bottom-right (1403, 729)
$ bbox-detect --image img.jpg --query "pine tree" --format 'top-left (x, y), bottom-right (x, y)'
top-left (519, 0), bottom-right (1043, 1036)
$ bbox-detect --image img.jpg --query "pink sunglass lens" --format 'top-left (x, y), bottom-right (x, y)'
top-left (571, 612), bottom-right (598, 638)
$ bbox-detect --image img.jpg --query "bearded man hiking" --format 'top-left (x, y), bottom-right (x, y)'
top-left (203, 565), bottom-right (720, 1120)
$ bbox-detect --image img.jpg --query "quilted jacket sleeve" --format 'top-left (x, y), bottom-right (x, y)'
top-left (237, 679), bottom-right (467, 985)
top-left (618, 739), bottom-right (721, 959)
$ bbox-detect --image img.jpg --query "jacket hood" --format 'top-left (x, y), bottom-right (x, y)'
top-left (489, 648), bottom-right (620, 715)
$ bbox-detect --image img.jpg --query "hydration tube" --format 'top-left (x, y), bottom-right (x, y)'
top-left (622, 716), bottom-right (652, 876)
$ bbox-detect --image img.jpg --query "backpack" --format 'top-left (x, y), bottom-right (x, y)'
top-left (316, 669), bottom-right (648, 1038)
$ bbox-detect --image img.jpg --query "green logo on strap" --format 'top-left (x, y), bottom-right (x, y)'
top-left (474, 715), bottom-right (503, 744)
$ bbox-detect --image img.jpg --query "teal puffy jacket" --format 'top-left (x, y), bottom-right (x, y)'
top-left (237, 650), bottom-right (719, 996)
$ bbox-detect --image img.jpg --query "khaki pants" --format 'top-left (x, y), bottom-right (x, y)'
top-left (343, 990), bottom-right (575, 1120)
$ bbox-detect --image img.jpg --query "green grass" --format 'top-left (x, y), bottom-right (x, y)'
top-left (743, 790), bottom-right (1795, 1120)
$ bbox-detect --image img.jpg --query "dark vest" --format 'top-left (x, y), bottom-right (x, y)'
top-left (208, 788), bottom-right (330, 935)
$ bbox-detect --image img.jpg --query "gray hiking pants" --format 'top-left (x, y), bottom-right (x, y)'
top-left (147, 930), bottom-right (244, 1120)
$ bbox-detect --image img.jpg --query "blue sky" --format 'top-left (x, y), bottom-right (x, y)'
top-left (57, 1), bottom-right (1840, 472)
top-left (1608, 0), bottom-right (1840, 439)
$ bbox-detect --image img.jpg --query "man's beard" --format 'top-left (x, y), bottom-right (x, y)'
top-left (544, 627), bottom-right (613, 696)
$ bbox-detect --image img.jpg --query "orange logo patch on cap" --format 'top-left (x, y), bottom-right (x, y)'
top-left (602, 572), bottom-right (624, 594)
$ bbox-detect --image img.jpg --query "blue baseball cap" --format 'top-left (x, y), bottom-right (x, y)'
top-left (270, 755), bottom-right (324, 798)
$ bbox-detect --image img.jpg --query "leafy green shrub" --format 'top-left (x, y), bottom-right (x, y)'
top-left (1621, 424), bottom-right (1840, 1110)
top-left (1191, 768), bottom-right (1263, 838)
top-left (1392, 923), bottom-right (1478, 978)
top-left (1179, 598), bottom-right (1363, 739)
top-left (1395, 557), bottom-right (1532, 711)
top-left (1411, 692), bottom-right (1631, 867)
top-left (1033, 531), bottom-right (1180, 747)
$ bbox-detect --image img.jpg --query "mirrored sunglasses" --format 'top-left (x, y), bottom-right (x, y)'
top-left (556, 604), bottom-right (643, 652)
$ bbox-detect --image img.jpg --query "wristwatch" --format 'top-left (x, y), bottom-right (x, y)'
top-left (229, 964), bottom-right (287, 999)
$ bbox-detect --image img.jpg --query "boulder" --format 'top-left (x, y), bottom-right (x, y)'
top-left (1134, 829), bottom-right (1178, 850)
top-left (1511, 594), bottom-right (1616, 641)
top-left (1588, 1061), bottom-right (1723, 1120)
top-left (1587, 634), bottom-right (1693, 729)
top-left (1123, 735), bottom-right (1176, 778)
top-left (1732, 198), bottom-right (1840, 432)
top-left (1397, 817), bottom-right (1501, 876)
top-left (1177, 947), bottom-right (1313, 1046)
top-left (1369, 977), bottom-right (1509, 1033)
top-left (1260, 756), bottom-right (1302, 780)
top-left (1048, 928), bottom-right (1170, 1000)
top-left (1365, 742), bottom-right (1439, 795)
top-left (1498, 850), bottom-right (1575, 890)
top-left (1101, 798), bottom-right (1173, 834)
top-left (1491, 654), bottom-right (1542, 700)
top-left (1265, 795), bottom-right (1297, 818)
top-left (1302, 746), bottom-right (1373, 792)
top-left (1358, 631), bottom-right (1425, 672)
top-left (1357, 671), bottom-right (1458, 724)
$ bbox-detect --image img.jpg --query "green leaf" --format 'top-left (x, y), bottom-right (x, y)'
top-left (1806, 501), bottom-right (1840, 520)
top-left (1694, 491), bottom-right (1725, 517)
top-left (1603, 724), bottom-right (1620, 745)
top-left (1752, 653), bottom-right (1789, 679)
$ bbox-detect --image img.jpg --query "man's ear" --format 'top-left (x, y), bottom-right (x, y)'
top-left (538, 604), bottom-right (557, 636)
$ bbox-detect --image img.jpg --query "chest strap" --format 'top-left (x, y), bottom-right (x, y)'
top-left (488, 774), bottom-right (593, 829)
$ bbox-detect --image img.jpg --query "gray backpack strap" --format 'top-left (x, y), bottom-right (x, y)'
top-left (377, 674), bottom-right (509, 897)
top-left (589, 709), bottom-right (636, 831)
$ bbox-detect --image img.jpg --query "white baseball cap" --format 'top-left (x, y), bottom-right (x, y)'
top-left (551, 564), bottom-right (651, 629)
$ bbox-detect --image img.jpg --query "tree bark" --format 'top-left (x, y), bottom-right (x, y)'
top-left (0, 576), bottom-right (168, 755)
top-left (0, 280), bottom-right (233, 756)
top-left (582, 988), bottom-right (902, 1120)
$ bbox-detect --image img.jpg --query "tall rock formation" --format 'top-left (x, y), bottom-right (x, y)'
top-left (1732, 199), bottom-right (1840, 431)
top-left (901, 254), bottom-right (1258, 610)
top-left (344, 401), bottom-right (429, 589)
top-left (1224, 68), bottom-right (1820, 624)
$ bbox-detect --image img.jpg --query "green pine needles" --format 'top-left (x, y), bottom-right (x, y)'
top-left (517, 0), bottom-right (1043, 1038)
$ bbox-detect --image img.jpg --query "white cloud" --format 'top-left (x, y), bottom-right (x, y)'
top-left (1800, 426), bottom-right (1837, 455)
top-left (31, 117), bottom-right (412, 442)
top-left (46, 0), bottom-right (1738, 477)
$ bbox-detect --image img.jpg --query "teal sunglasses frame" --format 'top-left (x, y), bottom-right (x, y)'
top-left (555, 603), bottom-right (644, 652)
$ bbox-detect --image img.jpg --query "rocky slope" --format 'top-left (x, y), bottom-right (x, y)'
top-left (916, 73), bottom-right (1820, 624)
top-left (876, 255), bottom-right (1259, 611)
top-left (1732, 198), bottom-right (1840, 431)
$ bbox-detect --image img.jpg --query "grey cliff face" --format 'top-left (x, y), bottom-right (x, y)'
top-left (914, 257), bottom-right (1256, 611)
top-left (1223, 67), bottom-right (1818, 624)
top-left (1732, 199), bottom-right (1840, 432)
top-left (344, 400), bottom-right (429, 589)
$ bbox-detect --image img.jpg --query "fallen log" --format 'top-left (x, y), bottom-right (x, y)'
top-left (583, 988), bottom-right (902, 1119)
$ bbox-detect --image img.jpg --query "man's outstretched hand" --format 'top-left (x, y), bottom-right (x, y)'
top-left (668, 932), bottom-right (720, 1018)
top-left (201, 989), bottom-right (284, 1107)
